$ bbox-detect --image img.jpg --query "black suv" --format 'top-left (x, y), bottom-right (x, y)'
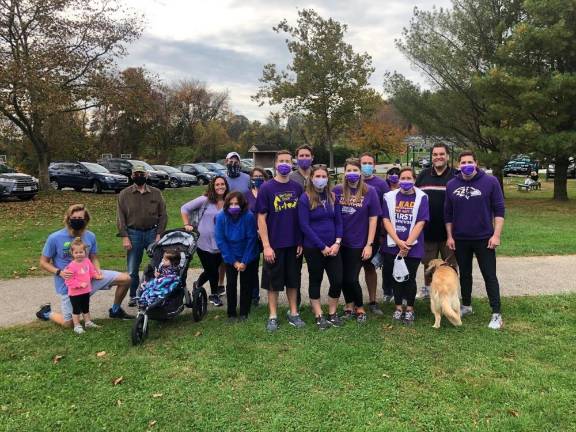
top-left (174, 163), bottom-right (216, 185)
top-left (49, 162), bottom-right (129, 193)
top-left (0, 164), bottom-right (39, 201)
top-left (98, 158), bottom-right (169, 189)
top-left (152, 165), bottom-right (197, 188)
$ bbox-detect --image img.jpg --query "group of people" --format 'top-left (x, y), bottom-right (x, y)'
top-left (36, 145), bottom-right (506, 334)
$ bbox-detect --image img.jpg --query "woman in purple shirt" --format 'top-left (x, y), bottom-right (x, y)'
top-left (333, 158), bottom-right (380, 323)
top-left (382, 167), bottom-right (429, 325)
top-left (298, 165), bottom-right (344, 330)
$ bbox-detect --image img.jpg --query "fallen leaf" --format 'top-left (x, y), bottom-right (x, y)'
top-left (53, 355), bottom-right (64, 364)
top-left (113, 376), bottom-right (124, 386)
top-left (152, 393), bottom-right (163, 398)
top-left (149, 420), bottom-right (157, 427)
top-left (213, 315), bottom-right (220, 320)
top-left (377, 412), bottom-right (384, 417)
top-left (382, 373), bottom-right (390, 378)
top-left (507, 409), bottom-right (519, 417)
top-left (194, 331), bottom-right (202, 337)
top-left (116, 400), bottom-right (123, 406)
top-left (28, 266), bottom-right (38, 271)
top-left (96, 351), bottom-right (107, 358)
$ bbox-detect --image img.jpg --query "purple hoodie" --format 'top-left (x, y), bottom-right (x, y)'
top-left (444, 169), bottom-right (505, 240)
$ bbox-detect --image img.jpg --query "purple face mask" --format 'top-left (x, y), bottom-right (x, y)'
top-left (461, 164), bottom-right (476, 176)
top-left (276, 163), bottom-right (292, 176)
top-left (228, 206), bottom-right (241, 216)
top-left (388, 174), bottom-right (399, 184)
top-left (399, 181), bottom-right (414, 191)
top-left (345, 172), bottom-right (361, 183)
top-left (297, 159), bottom-right (312, 170)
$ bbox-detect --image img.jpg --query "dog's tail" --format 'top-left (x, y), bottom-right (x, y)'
top-left (441, 297), bottom-right (462, 326)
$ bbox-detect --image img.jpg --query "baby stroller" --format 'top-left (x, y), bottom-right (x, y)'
top-left (131, 229), bottom-right (208, 345)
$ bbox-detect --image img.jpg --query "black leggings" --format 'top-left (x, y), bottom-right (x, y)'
top-left (382, 253), bottom-right (394, 296)
top-left (303, 248), bottom-right (343, 300)
top-left (226, 259), bottom-right (258, 317)
top-left (340, 246), bottom-right (364, 308)
top-left (196, 248), bottom-right (223, 295)
top-left (69, 293), bottom-right (90, 315)
top-left (455, 239), bottom-right (501, 313)
top-left (250, 253), bottom-right (261, 300)
top-left (383, 254), bottom-right (420, 307)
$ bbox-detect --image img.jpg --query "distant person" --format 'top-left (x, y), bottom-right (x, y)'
top-left (386, 167), bottom-right (400, 191)
top-left (36, 204), bottom-right (133, 326)
top-left (224, 152), bottom-right (251, 194)
top-left (415, 143), bottom-right (458, 299)
top-left (116, 164), bottom-right (167, 307)
top-left (359, 153), bottom-right (389, 315)
top-left (64, 237), bottom-right (103, 334)
top-left (445, 150), bottom-right (505, 330)
top-left (256, 150), bottom-right (304, 332)
top-left (289, 145), bottom-right (314, 188)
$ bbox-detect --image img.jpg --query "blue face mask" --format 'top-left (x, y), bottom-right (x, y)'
top-left (252, 178), bottom-right (264, 189)
top-left (361, 164), bottom-right (374, 176)
top-left (461, 164), bottom-right (476, 176)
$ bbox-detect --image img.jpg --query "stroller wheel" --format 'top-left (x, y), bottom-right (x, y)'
top-left (131, 313), bottom-right (148, 345)
top-left (192, 287), bottom-right (208, 322)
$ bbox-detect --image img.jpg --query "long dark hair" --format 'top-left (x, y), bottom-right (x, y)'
top-left (223, 191), bottom-right (248, 213)
top-left (204, 175), bottom-right (229, 203)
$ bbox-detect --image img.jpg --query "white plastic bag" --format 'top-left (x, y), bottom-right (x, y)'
top-left (393, 255), bottom-right (410, 282)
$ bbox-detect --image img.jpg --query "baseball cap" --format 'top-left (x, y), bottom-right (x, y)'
top-left (226, 151), bottom-right (241, 160)
top-left (131, 163), bottom-right (147, 173)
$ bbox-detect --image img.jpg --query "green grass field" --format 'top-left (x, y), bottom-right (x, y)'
top-left (0, 179), bottom-right (574, 279)
top-left (1, 295), bottom-right (575, 431)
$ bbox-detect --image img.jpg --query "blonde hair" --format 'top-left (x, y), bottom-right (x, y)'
top-left (70, 237), bottom-right (87, 253)
top-left (64, 204), bottom-right (91, 230)
top-left (342, 158), bottom-right (368, 203)
top-left (305, 165), bottom-right (334, 210)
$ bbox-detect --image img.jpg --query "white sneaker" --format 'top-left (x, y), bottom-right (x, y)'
top-left (84, 321), bottom-right (100, 329)
top-left (417, 286), bottom-right (430, 299)
top-left (488, 313), bottom-right (503, 330)
top-left (73, 325), bottom-right (85, 334)
top-left (460, 305), bottom-right (473, 317)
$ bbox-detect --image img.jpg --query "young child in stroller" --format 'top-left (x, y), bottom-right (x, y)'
top-left (138, 249), bottom-right (181, 307)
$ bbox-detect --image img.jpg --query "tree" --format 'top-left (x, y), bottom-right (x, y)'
top-left (253, 9), bottom-right (377, 168)
top-left (0, 0), bottom-right (142, 188)
top-left (477, 0), bottom-right (576, 201)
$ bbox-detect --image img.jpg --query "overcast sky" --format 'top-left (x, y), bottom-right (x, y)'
top-left (120, 0), bottom-right (452, 121)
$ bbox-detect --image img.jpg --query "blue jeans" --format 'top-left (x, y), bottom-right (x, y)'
top-left (127, 228), bottom-right (157, 297)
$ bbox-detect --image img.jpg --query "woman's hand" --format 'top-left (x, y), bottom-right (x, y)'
top-left (361, 245), bottom-right (373, 261)
top-left (321, 246), bottom-right (331, 256)
top-left (396, 240), bottom-right (410, 253)
top-left (264, 246), bottom-right (276, 263)
top-left (184, 224), bottom-right (194, 233)
top-left (329, 243), bottom-right (340, 256)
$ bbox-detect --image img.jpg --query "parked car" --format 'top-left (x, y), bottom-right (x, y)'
top-left (49, 162), bottom-right (129, 193)
top-left (0, 163), bottom-right (39, 201)
top-left (198, 162), bottom-right (226, 176)
top-left (546, 158), bottom-right (576, 179)
top-left (98, 158), bottom-right (169, 189)
top-left (503, 160), bottom-right (536, 176)
top-left (174, 163), bottom-right (216, 185)
top-left (152, 165), bottom-right (197, 188)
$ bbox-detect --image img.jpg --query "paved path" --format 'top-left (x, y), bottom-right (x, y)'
top-left (1, 255), bottom-right (575, 328)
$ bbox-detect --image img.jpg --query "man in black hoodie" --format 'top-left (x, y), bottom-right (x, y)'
top-left (415, 143), bottom-right (458, 299)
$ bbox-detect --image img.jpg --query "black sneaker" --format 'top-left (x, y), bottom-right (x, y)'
top-left (127, 297), bottom-right (137, 308)
top-left (209, 294), bottom-right (223, 307)
top-left (217, 285), bottom-right (225, 296)
top-left (36, 303), bottom-right (51, 321)
top-left (109, 307), bottom-right (134, 320)
top-left (327, 313), bottom-right (344, 327)
top-left (315, 316), bottom-right (332, 330)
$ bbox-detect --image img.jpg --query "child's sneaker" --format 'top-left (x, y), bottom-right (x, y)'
top-left (342, 309), bottom-right (356, 320)
top-left (327, 313), bottom-right (344, 327)
top-left (392, 309), bottom-right (404, 322)
top-left (403, 311), bottom-right (416, 325)
top-left (74, 325), bottom-right (85, 335)
top-left (488, 313), bottom-right (503, 330)
top-left (356, 312), bottom-right (368, 324)
top-left (315, 316), bottom-right (331, 330)
top-left (460, 305), bottom-right (473, 317)
top-left (84, 321), bottom-right (100, 329)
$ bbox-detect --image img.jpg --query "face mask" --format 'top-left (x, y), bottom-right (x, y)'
top-left (399, 181), bottom-right (414, 191)
top-left (345, 172), bottom-right (361, 183)
top-left (361, 164), bottom-right (374, 176)
top-left (133, 176), bottom-right (146, 186)
top-left (461, 164), bottom-right (476, 176)
top-left (388, 174), bottom-right (399, 184)
top-left (228, 206), bottom-right (241, 216)
top-left (69, 219), bottom-right (86, 231)
top-left (227, 163), bottom-right (240, 178)
top-left (312, 178), bottom-right (328, 190)
top-left (276, 163), bottom-right (292, 176)
top-left (252, 178), bottom-right (264, 189)
top-left (297, 159), bottom-right (312, 170)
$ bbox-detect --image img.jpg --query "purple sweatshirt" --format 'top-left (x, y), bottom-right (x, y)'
top-left (298, 192), bottom-right (343, 249)
top-left (444, 169), bottom-right (505, 240)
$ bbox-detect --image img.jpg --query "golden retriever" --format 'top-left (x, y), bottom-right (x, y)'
top-left (425, 259), bottom-right (462, 328)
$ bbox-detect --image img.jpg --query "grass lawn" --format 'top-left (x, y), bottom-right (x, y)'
top-left (0, 179), bottom-right (574, 279)
top-left (1, 295), bottom-right (575, 431)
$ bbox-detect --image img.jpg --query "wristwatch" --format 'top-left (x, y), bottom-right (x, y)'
top-left (366, 242), bottom-right (374, 247)
top-left (56, 269), bottom-right (61, 276)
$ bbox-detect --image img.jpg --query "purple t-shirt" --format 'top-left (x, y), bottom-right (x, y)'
top-left (333, 184), bottom-right (381, 248)
top-left (255, 179), bottom-right (303, 249)
top-left (381, 192), bottom-right (429, 259)
top-left (244, 189), bottom-right (258, 213)
top-left (364, 175), bottom-right (390, 205)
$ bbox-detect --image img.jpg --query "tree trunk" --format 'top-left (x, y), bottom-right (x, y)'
top-left (491, 161), bottom-right (505, 197)
top-left (37, 149), bottom-right (51, 191)
top-left (553, 157), bottom-right (569, 201)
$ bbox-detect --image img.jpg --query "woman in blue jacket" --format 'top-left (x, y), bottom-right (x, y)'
top-left (215, 191), bottom-right (259, 321)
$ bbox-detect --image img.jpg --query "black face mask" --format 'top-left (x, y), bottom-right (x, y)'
top-left (133, 176), bottom-right (146, 186)
top-left (227, 163), bottom-right (240, 178)
top-left (69, 219), bottom-right (86, 231)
